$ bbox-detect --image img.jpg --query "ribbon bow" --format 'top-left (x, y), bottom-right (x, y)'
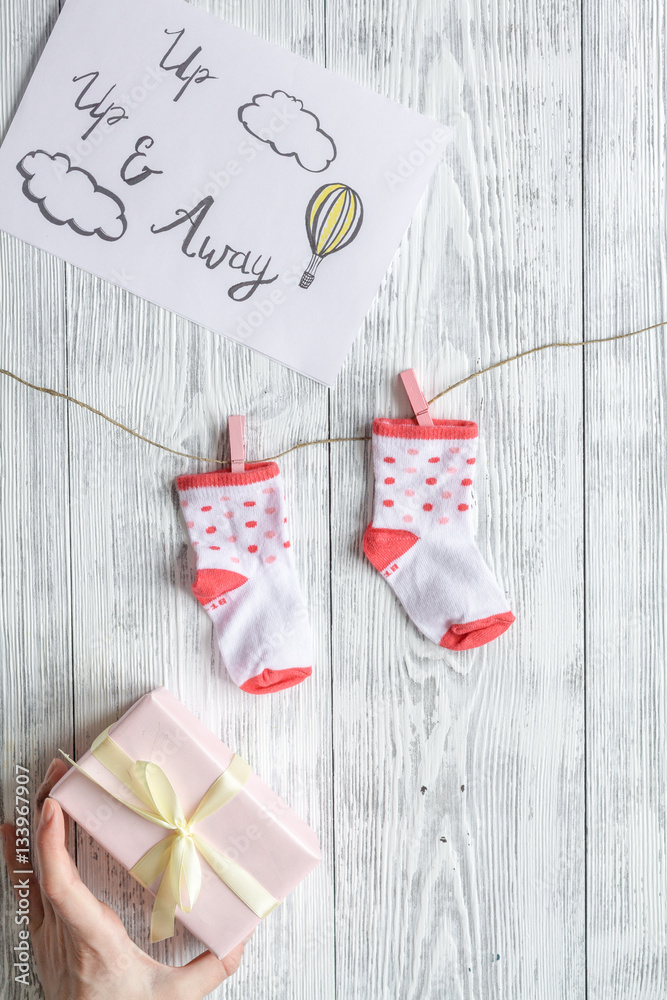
top-left (60, 727), bottom-right (279, 942)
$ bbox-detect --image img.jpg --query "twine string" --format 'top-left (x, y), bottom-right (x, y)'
top-left (1, 319), bottom-right (664, 466)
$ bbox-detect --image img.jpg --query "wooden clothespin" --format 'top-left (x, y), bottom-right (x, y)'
top-left (399, 369), bottom-right (434, 426)
top-left (228, 415), bottom-right (246, 472)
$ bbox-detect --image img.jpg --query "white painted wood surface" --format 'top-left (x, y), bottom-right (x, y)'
top-left (0, 1), bottom-right (665, 998)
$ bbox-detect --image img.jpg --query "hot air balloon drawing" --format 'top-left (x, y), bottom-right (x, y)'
top-left (300, 183), bottom-right (364, 289)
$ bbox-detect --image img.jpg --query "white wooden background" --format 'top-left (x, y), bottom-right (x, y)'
top-left (1, 0), bottom-right (665, 997)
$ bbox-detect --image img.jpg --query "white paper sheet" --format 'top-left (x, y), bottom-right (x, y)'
top-left (0, 0), bottom-right (448, 383)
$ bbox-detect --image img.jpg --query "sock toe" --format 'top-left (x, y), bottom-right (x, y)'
top-left (440, 611), bottom-right (515, 650)
top-left (240, 666), bottom-right (312, 694)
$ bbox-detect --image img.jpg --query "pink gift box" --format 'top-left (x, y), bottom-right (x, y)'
top-left (50, 688), bottom-right (321, 957)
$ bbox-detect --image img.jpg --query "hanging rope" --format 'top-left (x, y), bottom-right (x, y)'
top-left (1, 319), bottom-right (665, 466)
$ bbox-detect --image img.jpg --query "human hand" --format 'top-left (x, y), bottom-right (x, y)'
top-left (1, 758), bottom-right (250, 1000)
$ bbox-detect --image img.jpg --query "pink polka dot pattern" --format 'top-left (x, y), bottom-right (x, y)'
top-left (176, 466), bottom-right (295, 580)
top-left (371, 426), bottom-right (478, 535)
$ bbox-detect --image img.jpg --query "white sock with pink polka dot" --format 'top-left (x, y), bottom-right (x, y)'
top-left (176, 462), bottom-right (312, 694)
top-left (363, 418), bottom-right (515, 649)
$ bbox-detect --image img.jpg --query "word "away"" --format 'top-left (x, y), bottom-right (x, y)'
top-left (150, 196), bottom-right (279, 301)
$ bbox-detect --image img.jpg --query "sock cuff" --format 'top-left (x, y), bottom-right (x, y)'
top-left (372, 418), bottom-right (478, 441)
top-left (176, 461), bottom-right (280, 491)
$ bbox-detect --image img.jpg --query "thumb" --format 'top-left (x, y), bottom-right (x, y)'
top-left (172, 942), bottom-right (247, 999)
top-left (36, 798), bottom-right (102, 933)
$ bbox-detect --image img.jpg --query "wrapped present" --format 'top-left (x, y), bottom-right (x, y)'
top-left (50, 688), bottom-right (321, 957)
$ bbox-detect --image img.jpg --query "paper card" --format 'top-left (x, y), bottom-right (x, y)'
top-left (0, 0), bottom-right (448, 383)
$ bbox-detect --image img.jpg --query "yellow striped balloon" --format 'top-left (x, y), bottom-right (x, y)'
top-left (300, 183), bottom-right (364, 289)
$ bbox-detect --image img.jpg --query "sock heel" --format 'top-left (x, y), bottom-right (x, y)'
top-left (192, 568), bottom-right (248, 606)
top-left (363, 524), bottom-right (419, 573)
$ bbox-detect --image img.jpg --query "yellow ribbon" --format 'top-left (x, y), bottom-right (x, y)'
top-left (60, 727), bottom-right (279, 942)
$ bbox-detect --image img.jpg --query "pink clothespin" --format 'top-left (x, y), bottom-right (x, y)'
top-left (399, 369), bottom-right (434, 427)
top-left (228, 415), bottom-right (246, 472)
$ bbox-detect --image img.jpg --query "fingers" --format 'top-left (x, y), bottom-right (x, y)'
top-left (35, 759), bottom-right (70, 841)
top-left (0, 824), bottom-right (45, 932)
top-left (35, 797), bottom-right (102, 934)
top-left (171, 941), bottom-right (248, 999)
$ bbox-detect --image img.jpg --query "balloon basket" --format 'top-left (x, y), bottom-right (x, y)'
top-left (299, 254), bottom-right (322, 289)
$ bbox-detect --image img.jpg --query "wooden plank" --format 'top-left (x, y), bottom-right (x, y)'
top-left (61, 2), bottom-right (334, 998)
top-left (327, 0), bottom-right (585, 996)
top-left (584, 2), bottom-right (667, 995)
top-left (0, 3), bottom-right (71, 999)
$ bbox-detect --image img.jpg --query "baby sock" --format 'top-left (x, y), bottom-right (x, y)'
top-left (363, 418), bottom-right (515, 649)
top-left (177, 462), bottom-right (312, 693)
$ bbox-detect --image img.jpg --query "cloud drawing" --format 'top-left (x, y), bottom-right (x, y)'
top-left (16, 150), bottom-right (127, 242)
top-left (238, 90), bottom-right (337, 173)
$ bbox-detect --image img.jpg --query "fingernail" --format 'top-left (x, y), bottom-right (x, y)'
top-left (41, 799), bottom-right (54, 825)
top-left (44, 761), bottom-right (57, 781)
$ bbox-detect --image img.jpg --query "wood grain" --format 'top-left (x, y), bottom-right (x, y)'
top-left (327, 0), bottom-right (585, 996)
top-left (584, 1), bottom-right (667, 995)
top-left (0, 2), bottom-right (72, 997)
